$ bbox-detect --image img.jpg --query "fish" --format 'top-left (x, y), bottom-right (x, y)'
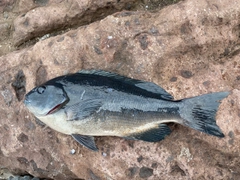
top-left (24, 70), bottom-right (229, 151)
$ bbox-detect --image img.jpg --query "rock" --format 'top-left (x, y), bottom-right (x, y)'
top-left (12, 0), bottom-right (138, 46)
top-left (0, 22), bottom-right (10, 41)
top-left (139, 167), bottom-right (153, 179)
top-left (0, 0), bottom-right (240, 179)
top-left (8, 175), bottom-right (40, 180)
top-left (125, 167), bottom-right (138, 178)
top-left (0, 0), bottom-right (15, 13)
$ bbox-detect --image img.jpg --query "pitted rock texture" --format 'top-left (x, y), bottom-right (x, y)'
top-left (0, 0), bottom-right (240, 179)
top-left (12, 0), bottom-right (138, 46)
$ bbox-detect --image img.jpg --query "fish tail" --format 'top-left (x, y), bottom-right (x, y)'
top-left (179, 91), bottom-right (229, 137)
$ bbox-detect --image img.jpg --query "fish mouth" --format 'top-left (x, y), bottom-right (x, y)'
top-left (46, 103), bottom-right (63, 115)
top-left (46, 95), bottom-right (69, 115)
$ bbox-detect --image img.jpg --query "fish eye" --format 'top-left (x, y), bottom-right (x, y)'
top-left (37, 86), bottom-right (46, 94)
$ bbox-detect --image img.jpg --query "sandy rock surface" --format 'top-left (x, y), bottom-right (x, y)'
top-left (0, 0), bottom-right (240, 179)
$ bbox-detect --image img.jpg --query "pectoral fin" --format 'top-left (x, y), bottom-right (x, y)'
top-left (125, 124), bottom-right (171, 142)
top-left (72, 134), bottom-right (98, 151)
top-left (65, 99), bottom-right (102, 121)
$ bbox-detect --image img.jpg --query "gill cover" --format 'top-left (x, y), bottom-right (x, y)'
top-left (24, 85), bottom-right (69, 116)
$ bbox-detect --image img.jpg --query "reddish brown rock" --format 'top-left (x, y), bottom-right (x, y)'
top-left (12, 0), bottom-right (138, 46)
top-left (0, 22), bottom-right (10, 41)
top-left (0, 0), bottom-right (240, 179)
top-left (0, 0), bottom-right (15, 13)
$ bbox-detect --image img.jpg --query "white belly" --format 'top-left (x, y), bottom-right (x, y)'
top-left (36, 110), bottom-right (75, 135)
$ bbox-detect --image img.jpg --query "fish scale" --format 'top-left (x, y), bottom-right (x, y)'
top-left (24, 70), bottom-right (229, 151)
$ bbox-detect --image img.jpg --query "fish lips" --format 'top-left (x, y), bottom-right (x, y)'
top-left (46, 100), bottom-right (67, 115)
top-left (24, 92), bottom-right (69, 116)
top-left (23, 95), bottom-right (34, 107)
top-left (46, 89), bottom-right (70, 115)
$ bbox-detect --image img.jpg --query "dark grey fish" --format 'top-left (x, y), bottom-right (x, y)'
top-left (24, 70), bottom-right (229, 151)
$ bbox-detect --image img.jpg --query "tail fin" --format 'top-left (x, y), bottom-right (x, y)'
top-left (179, 92), bottom-right (229, 137)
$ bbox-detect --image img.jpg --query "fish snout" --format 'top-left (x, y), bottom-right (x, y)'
top-left (23, 95), bottom-right (30, 105)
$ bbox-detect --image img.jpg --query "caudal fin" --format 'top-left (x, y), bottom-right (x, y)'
top-left (179, 92), bottom-right (229, 137)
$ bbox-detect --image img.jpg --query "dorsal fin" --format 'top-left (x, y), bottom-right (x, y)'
top-left (78, 69), bottom-right (141, 83)
top-left (78, 70), bottom-right (173, 100)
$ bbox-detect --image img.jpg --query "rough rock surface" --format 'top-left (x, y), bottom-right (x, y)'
top-left (0, 0), bottom-right (240, 179)
top-left (12, 0), bottom-right (138, 46)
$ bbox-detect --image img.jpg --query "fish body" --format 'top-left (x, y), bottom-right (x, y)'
top-left (24, 70), bottom-right (229, 151)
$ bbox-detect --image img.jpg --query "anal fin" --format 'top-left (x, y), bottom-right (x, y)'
top-left (125, 124), bottom-right (171, 142)
top-left (72, 134), bottom-right (98, 151)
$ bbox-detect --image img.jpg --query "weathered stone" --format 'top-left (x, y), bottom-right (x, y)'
top-left (0, 22), bottom-right (10, 41)
top-left (13, 0), bottom-right (138, 46)
top-left (0, 0), bottom-right (15, 12)
top-left (0, 0), bottom-right (240, 179)
top-left (139, 167), bottom-right (153, 178)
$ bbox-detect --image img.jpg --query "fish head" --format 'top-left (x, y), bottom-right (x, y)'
top-left (24, 84), bottom-right (69, 117)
